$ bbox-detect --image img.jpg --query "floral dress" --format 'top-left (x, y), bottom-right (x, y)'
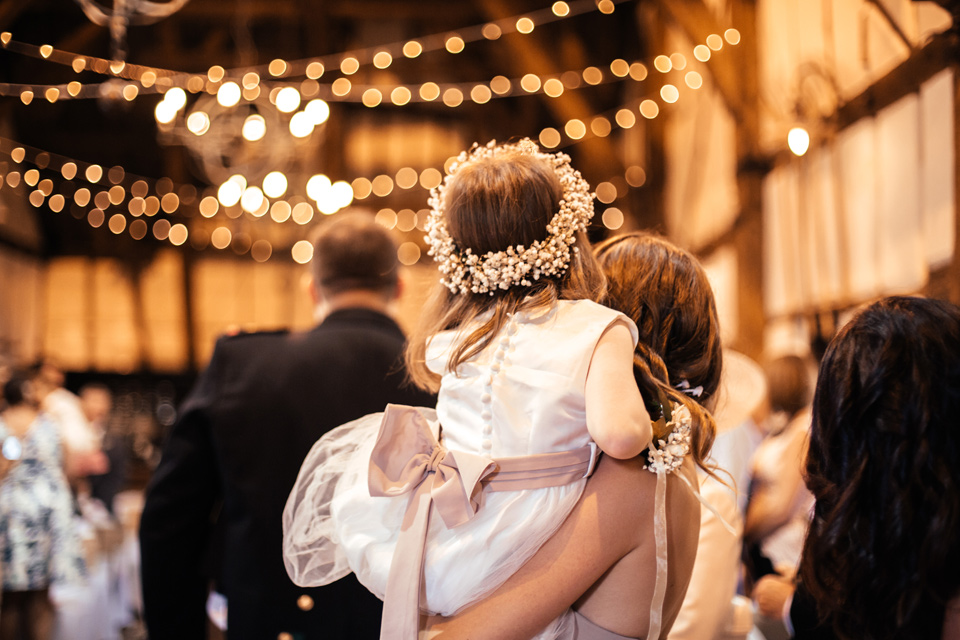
top-left (0, 414), bottom-right (85, 591)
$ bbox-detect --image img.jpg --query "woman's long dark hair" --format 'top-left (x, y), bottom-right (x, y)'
top-left (800, 296), bottom-right (960, 639)
top-left (594, 232), bottom-right (722, 474)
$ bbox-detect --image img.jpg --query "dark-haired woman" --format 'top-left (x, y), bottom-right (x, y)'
top-left (796, 296), bottom-right (960, 640)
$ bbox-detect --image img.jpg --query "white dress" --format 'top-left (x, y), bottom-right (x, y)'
top-left (283, 299), bottom-right (637, 617)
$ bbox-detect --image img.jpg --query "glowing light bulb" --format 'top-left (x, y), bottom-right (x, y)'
top-left (306, 174), bottom-right (332, 202)
top-left (154, 101), bottom-right (177, 124)
top-left (788, 127), bottom-right (810, 156)
top-left (164, 87), bottom-right (187, 111)
top-left (187, 111), bottom-right (211, 135)
top-left (276, 87), bottom-right (302, 113)
top-left (217, 82), bottom-right (241, 107)
top-left (305, 99), bottom-right (330, 125)
top-left (289, 111), bottom-right (315, 138)
top-left (330, 181), bottom-right (354, 209)
top-left (242, 114), bottom-right (266, 141)
top-left (240, 186), bottom-right (265, 213)
top-left (218, 180), bottom-right (242, 207)
top-left (262, 171), bottom-right (288, 198)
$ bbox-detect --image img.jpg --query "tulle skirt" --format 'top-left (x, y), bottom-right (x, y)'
top-left (282, 409), bottom-right (587, 618)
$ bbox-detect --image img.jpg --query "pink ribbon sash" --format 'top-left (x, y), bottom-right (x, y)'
top-left (368, 404), bottom-right (600, 640)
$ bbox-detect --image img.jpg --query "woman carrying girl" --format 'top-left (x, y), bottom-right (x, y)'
top-left (284, 141), bottom-right (705, 639)
top-left (424, 232), bottom-right (725, 639)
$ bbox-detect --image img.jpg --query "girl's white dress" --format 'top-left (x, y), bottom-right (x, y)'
top-left (283, 299), bottom-right (637, 617)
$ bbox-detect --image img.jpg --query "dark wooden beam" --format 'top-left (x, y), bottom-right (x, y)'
top-left (0, 0), bottom-right (33, 31)
top-left (323, 1), bottom-right (479, 21)
top-left (175, 0), bottom-right (300, 20)
top-left (729, 0), bottom-right (764, 360)
top-left (655, 0), bottom-right (745, 117)
top-left (952, 66), bottom-right (960, 305)
top-left (836, 32), bottom-right (955, 130)
top-left (655, 0), bottom-right (766, 358)
top-left (0, 228), bottom-right (42, 258)
top-left (477, 0), bottom-right (624, 181)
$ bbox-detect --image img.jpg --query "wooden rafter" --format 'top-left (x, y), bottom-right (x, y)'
top-left (653, 0), bottom-right (766, 358)
top-left (476, 0), bottom-right (624, 181)
top-left (653, 0), bottom-right (746, 123)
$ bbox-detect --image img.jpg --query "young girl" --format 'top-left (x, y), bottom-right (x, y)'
top-left (284, 139), bottom-right (656, 639)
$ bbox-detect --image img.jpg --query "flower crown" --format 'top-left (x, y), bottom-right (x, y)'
top-left (425, 138), bottom-right (595, 295)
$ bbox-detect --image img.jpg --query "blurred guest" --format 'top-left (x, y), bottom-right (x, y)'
top-left (670, 350), bottom-right (768, 640)
top-left (80, 383), bottom-right (128, 514)
top-left (139, 212), bottom-right (436, 640)
top-left (794, 296), bottom-right (960, 639)
top-left (710, 349), bottom-right (770, 514)
top-left (0, 352), bottom-right (12, 410)
top-left (0, 373), bottom-right (85, 640)
top-left (744, 355), bottom-right (815, 582)
top-left (30, 359), bottom-right (108, 480)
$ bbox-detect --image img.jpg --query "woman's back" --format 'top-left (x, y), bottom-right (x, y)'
top-left (572, 456), bottom-right (700, 638)
top-left (426, 454), bottom-right (701, 640)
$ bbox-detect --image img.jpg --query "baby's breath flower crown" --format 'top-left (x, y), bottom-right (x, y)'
top-left (425, 138), bottom-right (595, 295)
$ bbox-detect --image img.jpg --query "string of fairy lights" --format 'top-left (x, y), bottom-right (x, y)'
top-left (0, 0), bottom-right (741, 264)
top-left (0, 0), bottom-right (634, 103)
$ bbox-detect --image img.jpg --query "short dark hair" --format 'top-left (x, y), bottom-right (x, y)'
top-left (3, 372), bottom-right (32, 407)
top-left (310, 212), bottom-right (399, 296)
top-left (765, 355), bottom-right (811, 417)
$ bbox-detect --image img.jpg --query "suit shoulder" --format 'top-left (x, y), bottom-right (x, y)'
top-left (213, 328), bottom-right (291, 353)
top-left (219, 328), bottom-right (289, 342)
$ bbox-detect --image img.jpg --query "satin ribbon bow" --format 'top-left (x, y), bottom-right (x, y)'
top-left (368, 404), bottom-right (498, 640)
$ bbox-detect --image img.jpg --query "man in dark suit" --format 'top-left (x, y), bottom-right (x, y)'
top-left (139, 213), bottom-right (435, 639)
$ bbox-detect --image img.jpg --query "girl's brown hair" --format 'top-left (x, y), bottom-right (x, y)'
top-left (594, 232), bottom-right (722, 473)
top-left (406, 148), bottom-right (605, 391)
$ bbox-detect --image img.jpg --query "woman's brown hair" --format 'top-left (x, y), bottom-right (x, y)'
top-left (594, 232), bottom-right (722, 474)
top-left (406, 147), bottom-right (605, 391)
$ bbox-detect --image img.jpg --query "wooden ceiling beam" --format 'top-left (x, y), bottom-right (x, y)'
top-left (0, 0), bottom-right (33, 31)
top-left (653, 0), bottom-right (745, 119)
top-left (476, 0), bottom-right (623, 180)
top-left (322, 1), bottom-right (479, 21)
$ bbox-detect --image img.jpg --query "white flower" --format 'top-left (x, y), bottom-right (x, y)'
top-left (643, 402), bottom-right (693, 476)
top-left (424, 138), bottom-right (594, 295)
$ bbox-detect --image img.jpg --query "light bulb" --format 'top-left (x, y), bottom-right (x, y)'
top-left (788, 127), bottom-right (810, 156)
top-left (164, 87), bottom-right (187, 111)
top-left (217, 82), bottom-right (241, 107)
top-left (305, 99), bottom-right (330, 125)
top-left (242, 114), bottom-right (266, 141)
top-left (262, 171), bottom-right (288, 198)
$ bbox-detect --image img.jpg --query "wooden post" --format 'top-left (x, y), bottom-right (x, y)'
top-left (952, 65), bottom-right (960, 305)
top-left (730, 0), bottom-right (766, 361)
top-left (655, 0), bottom-right (768, 359)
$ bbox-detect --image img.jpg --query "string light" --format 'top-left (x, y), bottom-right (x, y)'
top-left (4, 39), bottom-right (734, 122)
top-left (0, 80), bottom-right (668, 262)
top-left (1, 0), bottom-right (636, 107)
